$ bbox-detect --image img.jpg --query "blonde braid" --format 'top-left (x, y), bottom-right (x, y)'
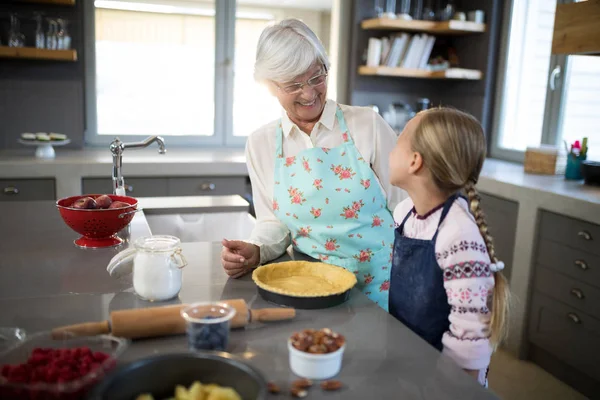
top-left (465, 180), bottom-right (510, 348)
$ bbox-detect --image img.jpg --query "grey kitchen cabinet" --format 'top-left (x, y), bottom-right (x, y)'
top-left (478, 192), bottom-right (519, 281)
top-left (167, 176), bottom-right (247, 197)
top-left (0, 178), bottom-right (55, 201)
top-left (82, 176), bottom-right (248, 198)
top-left (82, 178), bottom-right (168, 197)
top-left (528, 210), bottom-right (600, 399)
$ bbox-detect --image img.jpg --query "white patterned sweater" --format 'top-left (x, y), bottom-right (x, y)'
top-left (393, 197), bottom-right (494, 374)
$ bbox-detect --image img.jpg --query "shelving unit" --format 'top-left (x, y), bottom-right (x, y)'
top-left (358, 66), bottom-right (482, 80)
top-left (20, 0), bottom-right (75, 5)
top-left (0, 46), bottom-right (78, 61)
top-left (361, 18), bottom-right (486, 34)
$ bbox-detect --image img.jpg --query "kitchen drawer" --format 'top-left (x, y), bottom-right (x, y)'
top-left (168, 176), bottom-right (246, 197)
top-left (82, 178), bottom-right (168, 197)
top-left (528, 293), bottom-right (600, 382)
top-left (536, 238), bottom-right (600, 290)
top-left (0, 179), bottom-right (55, 201)
top-left (539, 210), bottom-right (600, 257)
top-left (534, 266), bottom-right (600, 320)
top-left (478, 192), bottom-right (518, 281)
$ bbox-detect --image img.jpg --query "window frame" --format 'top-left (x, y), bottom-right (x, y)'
top-left (83, 0), bottom-right (239, 148)
top-left (490, 0), bottom-right (572, 162)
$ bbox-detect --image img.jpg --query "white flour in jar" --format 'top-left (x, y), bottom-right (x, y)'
top-left (133, 251), bottom-right (182, 301)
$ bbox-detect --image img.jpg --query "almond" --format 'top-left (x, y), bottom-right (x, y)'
top-left (321, 380), bottom-right (343, 391)
top-left (292, 378), bottom-right (313, 389)
top-left (267, 382), bottom-right (280, 394)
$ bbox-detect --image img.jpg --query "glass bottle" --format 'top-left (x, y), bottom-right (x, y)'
top-left (57, 18), bottom-right (71, 50)
top-left (34, 13), bottom-right (45, 49)
top-left (8, 14), bottom-right (25, 48)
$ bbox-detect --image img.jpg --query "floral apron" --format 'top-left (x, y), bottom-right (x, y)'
top-left (272, 105), bottom-right (395, 310)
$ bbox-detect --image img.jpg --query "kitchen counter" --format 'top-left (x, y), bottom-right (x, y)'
top-left (0, 201), bottom-right (497, 399)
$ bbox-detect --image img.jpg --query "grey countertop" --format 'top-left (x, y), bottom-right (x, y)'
top-left (0, 201), bottom-right (497, 399)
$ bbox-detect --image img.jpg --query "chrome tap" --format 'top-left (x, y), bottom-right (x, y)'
top-left (109, 136), bottom-right (166, 195)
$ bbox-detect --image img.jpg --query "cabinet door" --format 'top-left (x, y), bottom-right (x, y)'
top-left (82, 178), bottom-right (168, 197)
top-left (0, 179), bottom-right (55, 201)
top-left (478, 192), bottom-right (519, 281)
top-left (168, 176), bottom-right (247, 197)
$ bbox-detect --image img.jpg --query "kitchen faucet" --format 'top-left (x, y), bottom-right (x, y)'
top-left (109, 136), bottom-right (166, 195)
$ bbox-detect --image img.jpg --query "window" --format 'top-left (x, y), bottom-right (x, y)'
top-left (492, 0), bottom-right (600, 161)
top-left (85, 0), bottom-right (334, 147)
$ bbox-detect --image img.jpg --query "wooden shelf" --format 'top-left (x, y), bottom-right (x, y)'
top-left (0, 46), bottom-right (77, 61)
top-left (358, 66), bottom-right (482, 80)
top-left (552, 0), bottom-right (600, 56)
top-left (361, 18), bottom-right (486, 34)
top-left (19, 0), bottom-right (75, 5)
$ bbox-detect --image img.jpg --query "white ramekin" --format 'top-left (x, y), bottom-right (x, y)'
top-left (287, 340), bottom-right (346, 380)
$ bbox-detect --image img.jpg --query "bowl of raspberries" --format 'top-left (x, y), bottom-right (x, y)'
top-left (0, 331), bottom-right (127, 399)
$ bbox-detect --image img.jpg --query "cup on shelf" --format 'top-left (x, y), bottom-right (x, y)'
top-left (453, 11), bottom-right (466, 21)
top-left (467, 10), bottom-right (485, 23)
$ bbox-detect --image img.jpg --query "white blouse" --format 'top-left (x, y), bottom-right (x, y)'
top-left (245, 99), bottom-right (408, 263)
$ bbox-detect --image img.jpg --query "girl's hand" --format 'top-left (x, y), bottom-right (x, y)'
top-left (221, 239), bottom-right (260, 279)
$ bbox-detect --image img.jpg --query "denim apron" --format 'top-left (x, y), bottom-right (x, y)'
top-left (389, 194), bottom-right (457, 350)
top-left (272, 105), bottom-right (395, 310)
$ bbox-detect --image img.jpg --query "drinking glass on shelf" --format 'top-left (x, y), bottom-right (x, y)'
top-left (437, 1), bottom-right (455, 21)
top-left (46, 19), bottom-right (57, 50)
top-left (57, 18), bottom-right (71, 50)
top-left (398, 0), bottom-right (412, 19)
top-left (373, 0), bottom-right (384, 18)
top-left (422, 0), bottom-right (436, 20)
top-left (34, 13), bottom-right (45, 49)
top-left (412, 0), bottom-right (423, 20)
top-left (384, 0), bottom-right (397, 18)
top-left (8, 14), bottom-right (25, 48)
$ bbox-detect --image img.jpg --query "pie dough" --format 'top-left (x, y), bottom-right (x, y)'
top-left (252, 261), bottom-right (357, 298)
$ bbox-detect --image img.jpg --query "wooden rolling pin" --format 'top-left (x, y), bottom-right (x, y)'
top-left (52, 299), bottom-right (295, 339)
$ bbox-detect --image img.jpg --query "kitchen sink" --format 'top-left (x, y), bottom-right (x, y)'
top-left (145, 211), bottom-right (255, 242)
top-left (139, 195), bottom-right (255, 243)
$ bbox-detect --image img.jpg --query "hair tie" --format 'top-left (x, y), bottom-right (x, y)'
top-left (490, 261), bottom-right (505, 272)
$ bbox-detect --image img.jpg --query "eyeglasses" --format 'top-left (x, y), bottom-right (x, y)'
top-left (277, 71), bottom-right (328, 95)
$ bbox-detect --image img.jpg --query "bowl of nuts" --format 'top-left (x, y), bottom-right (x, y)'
top-left (288, 328), bottom-right (345, 380)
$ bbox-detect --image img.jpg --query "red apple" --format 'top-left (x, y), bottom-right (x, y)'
top-left (95, 195), bottom-right (113, 209)
top-left (108, 201), bottom-right (130, 209)
top-left (72, 197), bottom-right (97, 209)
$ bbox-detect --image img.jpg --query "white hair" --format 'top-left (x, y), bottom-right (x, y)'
top-left (254, 18), bottom-right (330, 83)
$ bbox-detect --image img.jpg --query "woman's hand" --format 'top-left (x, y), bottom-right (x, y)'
top-left (221, 239), bottom-right (260, 279)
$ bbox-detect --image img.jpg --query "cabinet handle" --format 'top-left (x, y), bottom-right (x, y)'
top-left (570, 288), bottom-right (585, 300)
top-left (577, 231), bottom-right (592, 241)
top-left (3, 187), bottom-right (19, 195)
top-left (567, 312), bottom-right (581, 324)
top-left (200, 183), bottom-right (216, 191)
top-left (574, 260), bottom-right (589, 271)
top-left (125, 185), bottom-right (134, 193)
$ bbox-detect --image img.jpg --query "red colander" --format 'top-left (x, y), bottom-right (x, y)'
top-left (56, 195), bottom-right (139, 248)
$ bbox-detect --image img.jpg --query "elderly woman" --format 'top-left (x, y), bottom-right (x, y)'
top-left (221, 19), bottom-right (406, 310)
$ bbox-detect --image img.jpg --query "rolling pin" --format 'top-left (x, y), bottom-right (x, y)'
top-left (52, 299), bottom-right (295, 339)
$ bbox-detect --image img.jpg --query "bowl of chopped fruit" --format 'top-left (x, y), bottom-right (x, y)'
top-left (86, 352), bottom-right (267, 400)
top-left (288, 328), bottom-right (346, 380)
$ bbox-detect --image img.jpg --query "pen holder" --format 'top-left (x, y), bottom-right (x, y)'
top-left (565, 154), bottom-right (586, 180)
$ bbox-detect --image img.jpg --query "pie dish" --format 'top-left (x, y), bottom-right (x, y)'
top-left (252, 261), bottom-right (357, 298)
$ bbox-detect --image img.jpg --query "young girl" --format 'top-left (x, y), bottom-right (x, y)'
top-left (388, 108), bottom-right (510, 387)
